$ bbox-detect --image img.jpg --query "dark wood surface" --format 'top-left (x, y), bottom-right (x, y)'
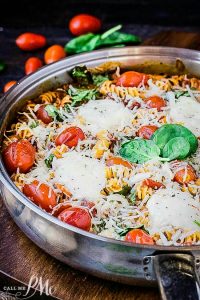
top-left (0, 30), bottom-right (200, 300)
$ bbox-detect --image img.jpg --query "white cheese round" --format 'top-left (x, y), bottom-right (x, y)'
top-left (77, 99), bottom-right (133, 135)
top-left (147, 188), bottom-right (200, 233)
top-left (169, 96), bottom-right (200, 136)
top-left (52, 151), bottom-right (106, 201)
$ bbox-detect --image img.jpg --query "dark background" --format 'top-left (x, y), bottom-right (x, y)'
top-left (1, 0), bottom-right (200, 92)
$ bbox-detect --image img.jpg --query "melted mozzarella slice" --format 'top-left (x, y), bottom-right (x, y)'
top-left (169, 96), bottom-right (200, 136)
top-left (52, 151), bottom-right (106, 201)
top-left (77, 99), bottom-right (133, 135)
top-left (147, 188), bottom-right (200, 233)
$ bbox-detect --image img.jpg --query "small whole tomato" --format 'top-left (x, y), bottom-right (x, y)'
top-left (2, 139), bottom-right (36, 174)
top-left (55, 126), bottom-right (85, 148)
top-left (174, 164), bottom-right (197, 184)
top-left (36, 105), bottom-right (53, 124)
top-left (25, 57), bottom-right (43, 75)
top-left (138, 125), bottom-right (158, 139)
top-left (44, 45), bottom-right (66, 64)
top-left (106, 156), bottom-right (132, 169)
top-left (144, 96), bottom-right (166, 111)
top-left (125, 229), bottom-right (154, 245)
top-left (16, 33), bottom-right (46, 51)
top-left (116, 71), bottom-right (149, 87)
top-left (69, 14), bottom-right (101, 36)
top-left (3, 80), bottom-right (17, 93)
top-left (58, 207), bottom-right (91, 231)
top-left (23, 180), bottom-right (57, 212)
top-left (142, 178), bottom-right (165, 189)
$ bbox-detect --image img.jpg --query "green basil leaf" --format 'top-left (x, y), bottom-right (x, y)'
top-left (194, 220), bottom-right (200, 227)
top-left (116, 185), bottom-right (131, 196)
top-left (119, 138), bottom-right (160, 164)
top-left (101, 24), bottom-right (122, 39)
top-left (162, 137), bottom-right (190, 161)
top-left (174, 90), bottom-right (190, 99)
top-left (45, 105), bottom-right (63, 121)
top-left (29, 120), bottom-right (39, 129)
top-left (117, 224), bottom-right (148, 237)
top-left (151, 124), bottom-right (198, 155)
top-left (92, 74), bottom-right (109, 86)
top-left (68, 86), bottom-right (99, 106)
top-left (70, 65), bottom-right (92, 85)
top-left (65, 33), bottom-right (101, 54)
top-left (99, 31), bottom-right (141, 47)
top-left (0, 60), bottom-right (6, 72)
top-left (45, 154), bottom-right (54, 168)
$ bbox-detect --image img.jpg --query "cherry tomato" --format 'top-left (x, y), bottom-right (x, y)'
top-left (116, 71), bottom-right (149, 87)
top-left (36, 105), bottom-right (53, 124)
top-left (55, 126), bottom-right (85, 148)
top-left (125, 229), bottom-right (154, 245)
top-left (106, 156), bottom-right (132, 169)
top-left (44, 45), bottom-right (66, 64)
top-left (144, 96), bottom-right (166, 111)
top-left (69, 14), bottom-right (101, 36)
top-left (129, 101), bottom-right (141, 109)
top-left (25, 57), bottom-right (43, 75)
top-left (2, 139), bottom-right (36, 174)
top-left (16, 33), bottom-right (46, 51)
top-left (23, 180), bottom-right (57, 212)
top-left (3, 81), bottom-right (17, 93)
top-left (142, 179), bottom-right (165, 189)
top-left (174, 164), bottom-right (197, 184)
top-left (138, 125), bottom-right (158, 139)
top-left (81, 200), bottom-right (97, 217)
top-left (58, 207), bottom-right (91, 231)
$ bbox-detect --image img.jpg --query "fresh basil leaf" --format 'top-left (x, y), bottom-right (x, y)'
top-left (101, 24), bottom-right (122, 39)
top-left (151, 124), bottom-right (198, 155)
top-left (45, 105), bottom-right (63, 121)
top-left (117, 224), bottom-right (148, 237)
top-left (92, 74), bottom-right (109, 86)
top-left (174, 90), bottom-right (190, 99)
top-left (29, 120), bottom-right (39, 129)
top-left (194, 220), bottom-right (200, 227)
top-left (65, 33), bottom-right (101, 54)
top-left (116, 185), bottom-right (131, 196)
top-left (119, 139), bottom-right (160, 164)
top-left (68, 86), bottom-right (99, 106)
top-left (45, 154), bottom-right (54, 168)
top-left (99, 31), bottom-right (141, 47)
top-left (0, 60), bottom-right (6, 72)
top-left (70, 65), bottom-right (92, 85)
top-left (162, 137), bottom-right (190, 161)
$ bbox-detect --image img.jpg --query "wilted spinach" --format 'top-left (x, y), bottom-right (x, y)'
top-left (162, 137), bottom-right (190, 161)
top-left (174, 90), bottom-right (190, 99)
top-left (70, 65), bottom-right (92, 85)
top-left (117, 225), bottom-right (148, 237)
top-left (116, 185), bottom-right (131, 196)
top-left (29, 120), bottom-right (39, 129)
top-left (45, 154), bottom-right (54, 168)
top-left (45, 105), bottom-right (63, 121)
top-left (68, 85), bottom-right (99, 106)
top-left (92, 74), bottom-right (109, 86)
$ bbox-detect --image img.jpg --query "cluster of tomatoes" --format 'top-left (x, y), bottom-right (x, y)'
top-left (3, 14), bottom-right (102, 93)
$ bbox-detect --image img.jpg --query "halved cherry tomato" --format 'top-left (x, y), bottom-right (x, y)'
top-left (3, 80), bottom-right (17, 93)
top-left (174, 164), bottom-right (197, 184)
top-left (106, 156), bottom-right (132, 169)
top-left (58, 207), bottom-right (91, 231)
top-left (25, 57), bottom-right (43, 75)
top-left (81, 199), bottom-right (97, 217)
top-left (23, 180), bottom-right (57, 212)
top-left (125, 229), bottom-right (154, 245)
top-left (144, 96), bottom-right (166, 111)
top-left (2, 140), bottom-right (36, 174)
top-left (116, 71), bottom-right (149, 87)
top-left (44, 45), bottom-right (66, 64)
top-left (69, 14), bottom-right (101, 36)
top-left (138, 125), bottom-right (158, 139)
top-left (142, 179), bottom-right (165, 189)
top-left (36, 105), bottom-right (53, 124)
top-left (16, 33), bottom-right (46, 51)
top-left (55, 126), bottom-right (85, 148)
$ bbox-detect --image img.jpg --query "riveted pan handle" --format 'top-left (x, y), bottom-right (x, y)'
top-left (154, 253), bottom-right (200, 300)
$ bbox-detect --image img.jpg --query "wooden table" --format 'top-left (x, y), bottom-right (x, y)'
top-left (0, 30), bottom-right (200, 300)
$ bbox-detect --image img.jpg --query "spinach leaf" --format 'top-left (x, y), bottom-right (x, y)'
top-left (194, 220), bottom-right (200, 227)
top-left (151, 124), bottom-right (198, 155)
top-left (129, 190), bottom-right (136, 204)
top-left (70, 65), bottom-right (92, 85)
top-left (45, 154), bottom-right (54, 168)
top-left (174, 90), bottom-right (190, 99)
top-left (116, 185), bottom-right (131, 196)
top-left (99, 31), bottom-right (141, 47)
top-left (162, 137), bottom-right (190, 161)
top-left (29, 120), bottom-right (39, 129)
top-left (0, 60), bottom-right (6, 72)
top-left (117, 224), bottom-right (148, 237)
top-left (68, 86), bottom-right (99, 106)
top-left (92, 74), bottom-right (109, 86)
top-left (119, 139), bottom-right (160, 164)
top-left (45, 105), bottom-right (63, 121)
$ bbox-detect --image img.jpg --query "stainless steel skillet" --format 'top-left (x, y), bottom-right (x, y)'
top-left (0, 46), bottom-right (200, 300)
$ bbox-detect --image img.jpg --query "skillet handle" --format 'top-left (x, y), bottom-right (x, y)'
top-left (154, 253), bottom-right (200, 300)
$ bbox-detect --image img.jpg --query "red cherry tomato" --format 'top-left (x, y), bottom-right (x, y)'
top-left (144, 96), bottom-right (166, 111)
top-left (58, 207), bottom-right (91, 231)
top-left (3, 81), bottom-right (17, 93)
top-left (2, 140), bottom-right (36, 174)
top-left (23, 180), bottom-right (57, 212)
top-left (81, 200), bottom-right (97, 217)
top-left (44, 45), bottom-right (66, 64)
top-left (16, 33), bottom-right (46, 51)
top-left (116, 71), bottom-right (149, 87)
top-left (174, 164), bottom-right (197, 184)
top-left (25, 57), bottom-right (43, 75)
top-left (36, 105), bottom-right (53, 124)
top-left (69, 14), bottom-right (101, 36)
top-left (125, 229), bottom-right (154, 245)
top-left (142, 179), bottom-right (165, 189)
top-left (138, 125), bottom-right (158, 139)
top-left (55, 126), bottom-right (85, 148)
top-left (106, 156), bottom-right (132, 169)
